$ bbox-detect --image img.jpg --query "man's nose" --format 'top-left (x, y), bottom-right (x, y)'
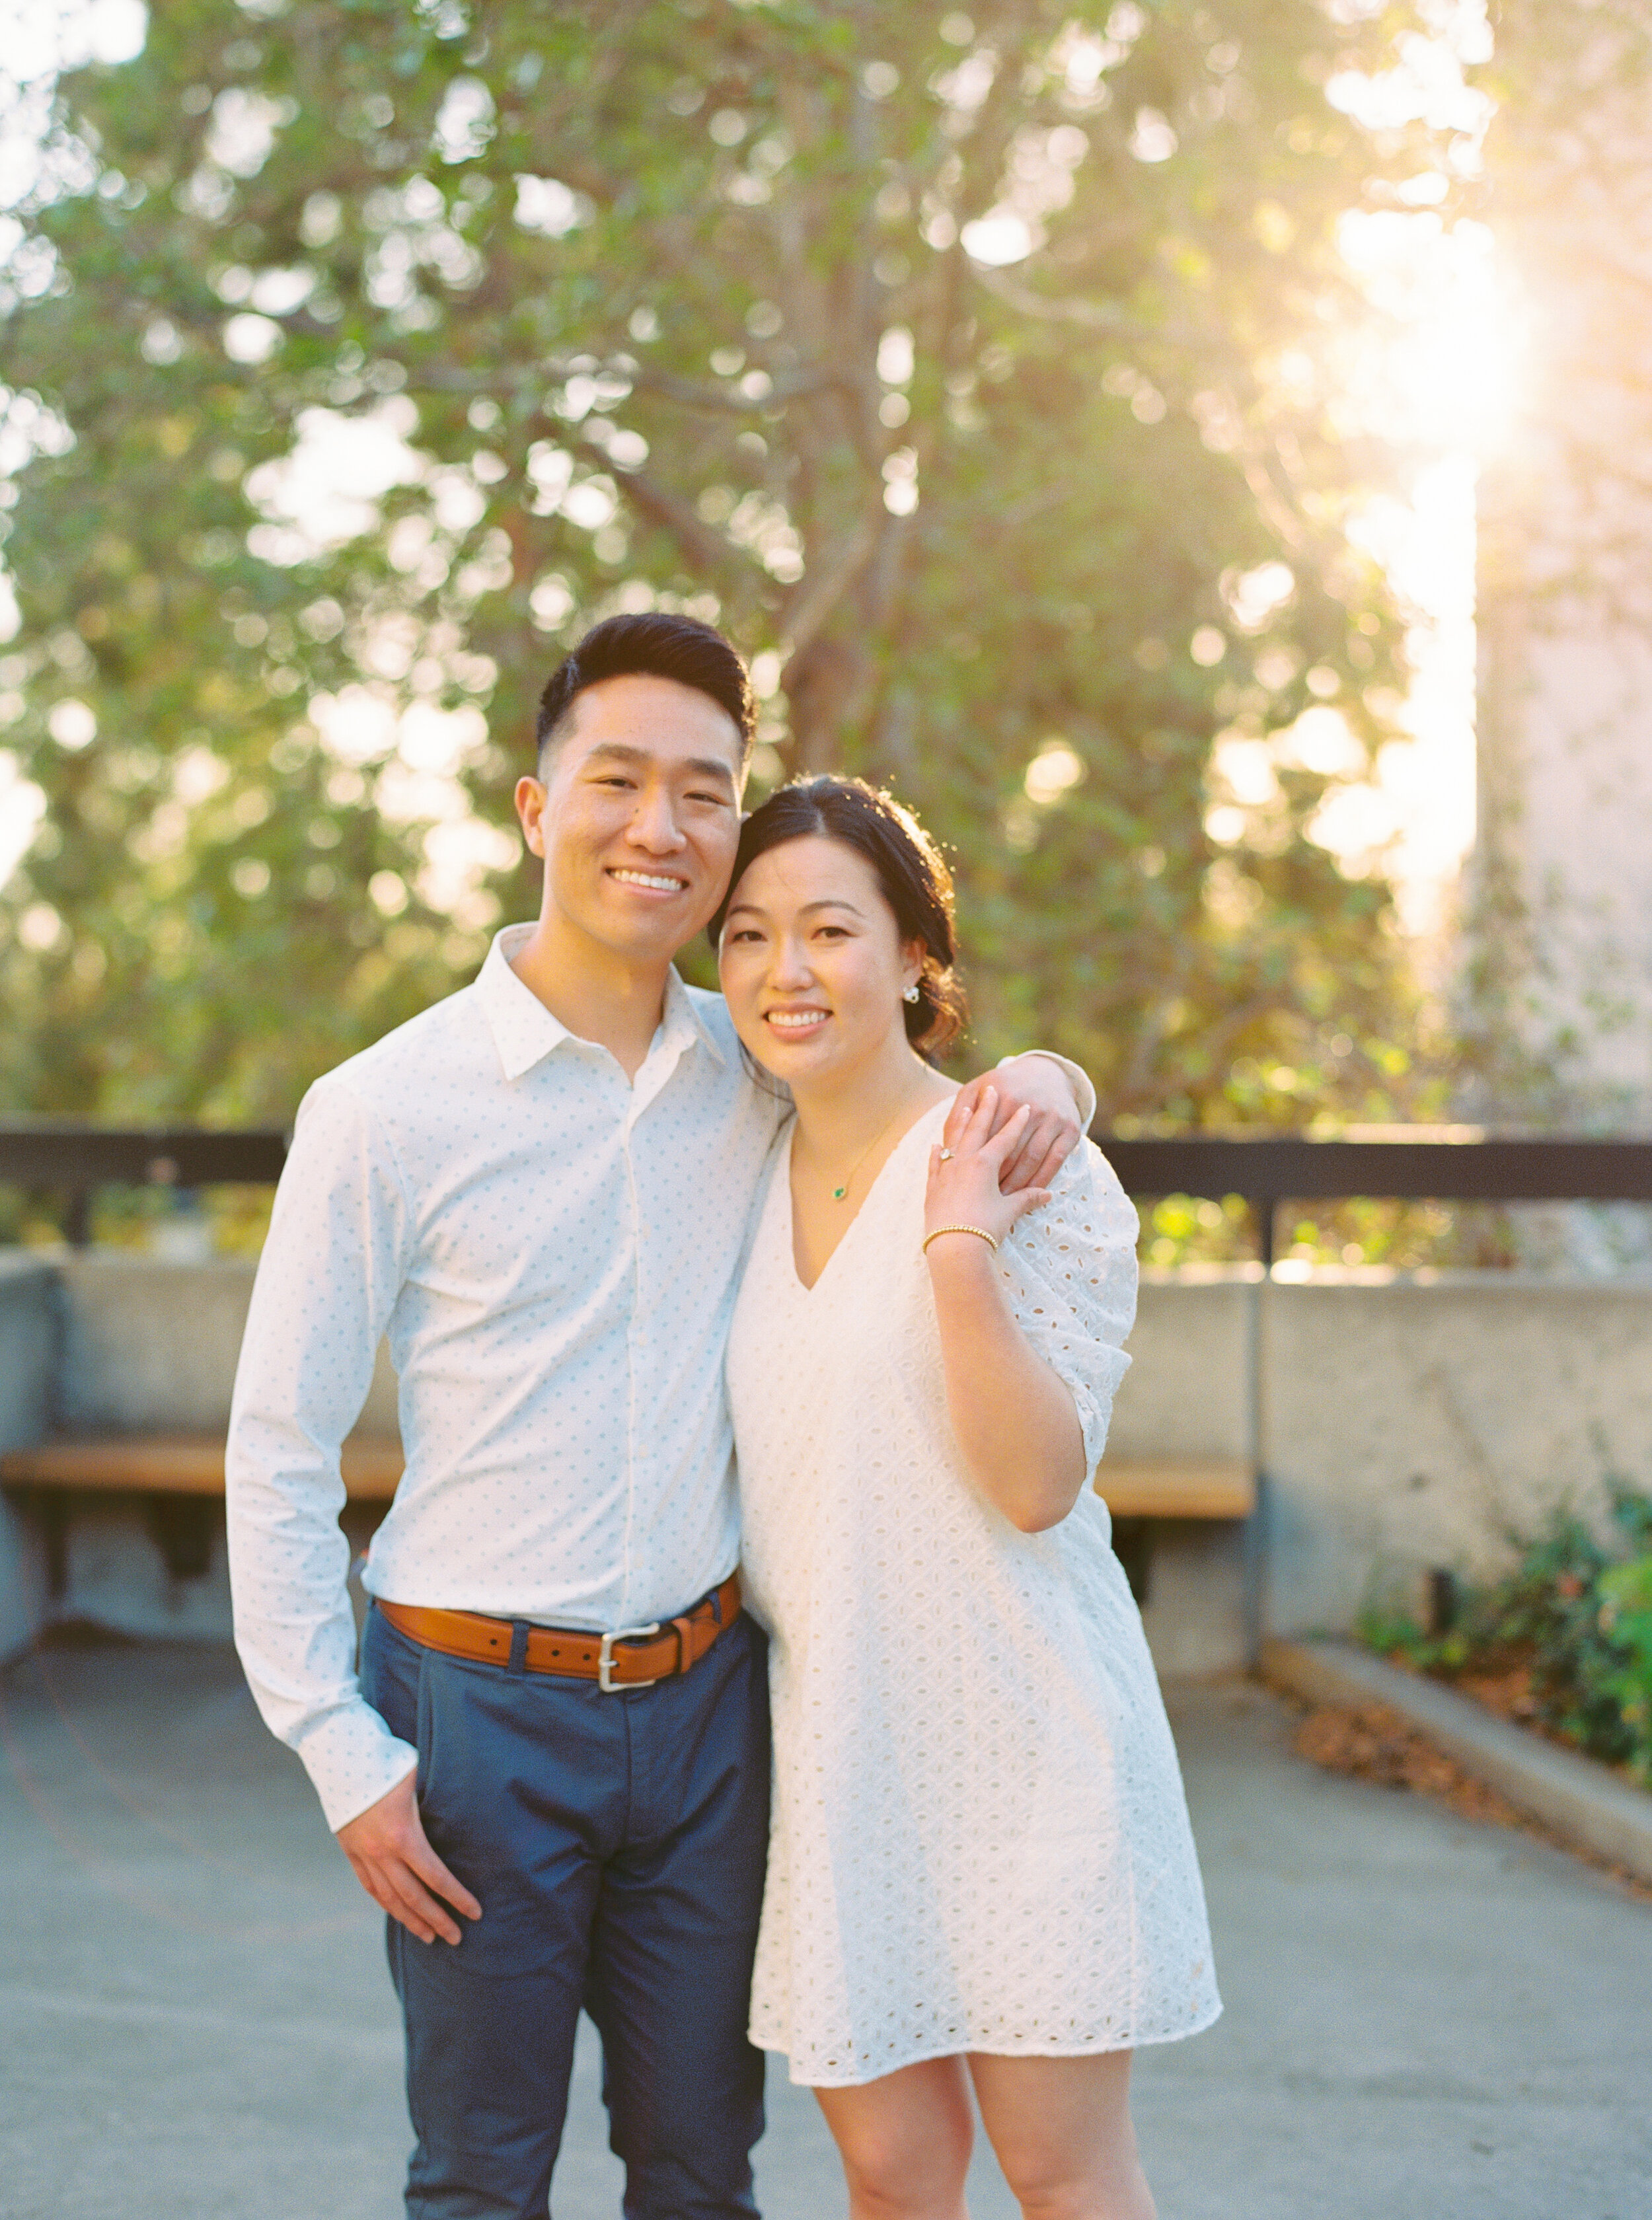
top-left (626, 786), bottom-right (687, 852)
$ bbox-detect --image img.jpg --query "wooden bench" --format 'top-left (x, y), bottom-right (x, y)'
top-left (1, 1436), bottom-right (1252, 1609)
top-left (2, 1436), bottom-right (1254, 1520)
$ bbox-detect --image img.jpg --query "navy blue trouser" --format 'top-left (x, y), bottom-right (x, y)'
top-left (359, 1599), bottom-right (770, 2220)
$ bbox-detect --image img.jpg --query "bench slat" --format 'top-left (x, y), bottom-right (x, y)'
top-left (0, 1434), bottom-right (404, 1502)
top-left (1096, 1458), bottom-right (1256, 1520)
top-left (5, 1438), bottom-right (1254, 1520)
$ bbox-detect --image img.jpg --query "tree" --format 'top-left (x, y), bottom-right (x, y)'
top-left (1, 0), bottom-right (1444, 1128)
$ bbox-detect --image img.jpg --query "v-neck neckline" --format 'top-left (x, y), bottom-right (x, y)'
top-left (781, 1095), bottom-right (952, 1295)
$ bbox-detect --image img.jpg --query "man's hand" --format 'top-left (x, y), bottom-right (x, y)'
top-left (336, 1769), bottom-right (482, 1945)
top-left (954, 1053), bottom-right (1086, 1193)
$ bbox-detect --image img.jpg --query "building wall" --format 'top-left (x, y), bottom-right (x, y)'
top-left (1474, 577), bottom-right (1652, 1130)
top-left (1468, 18), bottom-right (1652, 1138)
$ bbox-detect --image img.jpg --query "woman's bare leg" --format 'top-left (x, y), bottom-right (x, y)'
top-left (813, 2055), bottom-right (975, 2220)
top-left (969, 2051), bottom-right (1156, 2220)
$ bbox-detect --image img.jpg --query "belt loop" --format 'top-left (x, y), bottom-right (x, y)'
top-left (507, 1620), bottom-right (530, 1675)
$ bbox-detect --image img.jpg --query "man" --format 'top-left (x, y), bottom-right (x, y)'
top-left (227, 612), bottom-right (1088, 2219)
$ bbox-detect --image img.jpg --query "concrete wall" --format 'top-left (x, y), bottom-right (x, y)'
top-left (0, 1254), bottom-right (56, 1660)
top-left (55, 1253), bottom-right (400, 1434)
top-left (4, 1253), bottom-right (1651, 1670)
top-left (1102, 1265), bottom-right (1652, 1667)
top-left (1, 1254), bottom-right (396, 1652)
top-left (1261, 1266), bottom-right (1652, 1636)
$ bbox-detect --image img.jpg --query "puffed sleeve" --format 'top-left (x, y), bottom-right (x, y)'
top-left (995, 1138), bottom-right (1138, 1484)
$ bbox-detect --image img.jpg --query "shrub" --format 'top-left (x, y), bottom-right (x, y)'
top-left (1357, 1487), bottom-right (1652, 1787)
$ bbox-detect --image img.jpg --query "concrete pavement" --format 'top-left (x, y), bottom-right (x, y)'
top-left (1, 1639), bottom-right (1647, 2219)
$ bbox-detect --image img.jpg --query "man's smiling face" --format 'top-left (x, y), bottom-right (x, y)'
top-left (515, 673), bottom-right (745, 969)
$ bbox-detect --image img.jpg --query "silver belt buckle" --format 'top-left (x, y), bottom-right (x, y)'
top-left (597, 1621), bottom-right (662, 1693)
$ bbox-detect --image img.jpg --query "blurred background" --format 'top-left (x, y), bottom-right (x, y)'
top-left (2, 0), bottom-right (1647, 1271)
top-left (3, 19), bottom-right (1651, 2215)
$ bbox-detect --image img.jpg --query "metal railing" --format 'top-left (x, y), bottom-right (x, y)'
top-left (1098, 1132), bottom-right (1652, 1265)
top-left (3, 1124), bottom-right (1652, 1251)
top-left (0, 1125), bottom-right (289, 1244)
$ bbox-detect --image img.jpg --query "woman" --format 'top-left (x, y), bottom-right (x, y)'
top-left (714, 778), bottom-right (1219, 2220)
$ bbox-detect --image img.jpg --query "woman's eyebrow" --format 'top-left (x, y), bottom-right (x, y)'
top-left (724, 895), bottom-right (866, 922)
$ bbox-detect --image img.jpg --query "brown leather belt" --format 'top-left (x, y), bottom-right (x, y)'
top-left (375, 1572), bottom-right (742, 1691)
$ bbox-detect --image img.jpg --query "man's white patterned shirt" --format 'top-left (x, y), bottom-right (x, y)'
top-left (227, 925), bottom-right (779, 1830)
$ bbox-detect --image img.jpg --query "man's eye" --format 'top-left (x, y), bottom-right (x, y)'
top-left (687, 790), bottom-right (732, 807)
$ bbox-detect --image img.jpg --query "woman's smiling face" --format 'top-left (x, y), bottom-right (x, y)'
top-left (717, 834), bottom-right (924, 1086)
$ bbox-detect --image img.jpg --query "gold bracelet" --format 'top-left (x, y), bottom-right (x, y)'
top-left (922, 1223), bottom-right (1000, 1257)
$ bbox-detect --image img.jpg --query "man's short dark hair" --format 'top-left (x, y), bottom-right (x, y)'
top-left (535, 612), bottom-right (757, 769)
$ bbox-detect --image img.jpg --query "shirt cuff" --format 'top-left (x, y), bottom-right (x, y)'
top-left (294, 1698), bottom-right (420, 1834)
top-left (996, 1051), bottom-right (1096, 1132)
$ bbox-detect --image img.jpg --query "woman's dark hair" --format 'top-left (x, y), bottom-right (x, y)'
top-left (708, 776), bottom-right (969, 1056)
top-left (536, 612), bottom-right (757, 766)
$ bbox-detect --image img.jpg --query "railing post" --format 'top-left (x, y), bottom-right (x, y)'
top-left (62, 1188), bottom-right (93, 1247)
top-left (1242, 1194), bottom-right (1275, 1669)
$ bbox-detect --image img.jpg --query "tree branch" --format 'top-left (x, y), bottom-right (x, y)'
top-left (573, 433), bottom-right (761, 583)
top-left (628, 363), bottom-right (844, 414)
top-left (778, 501), bottom-right (883, 661)
top-left (971, 264), bottom-right (1221, 355)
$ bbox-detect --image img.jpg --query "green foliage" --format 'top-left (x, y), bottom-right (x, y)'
top-left (0, 1), bottom-right (1450, 1124)
top-left (1359, 1487), bottom-right (1652, 1788)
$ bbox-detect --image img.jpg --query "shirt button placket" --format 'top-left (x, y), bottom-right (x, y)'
top-left (619, 1105), bottom-right (644, 1620)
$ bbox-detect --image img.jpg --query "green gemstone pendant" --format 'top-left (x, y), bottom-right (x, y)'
top-left (832, 1184), bottom-right (847, 1200)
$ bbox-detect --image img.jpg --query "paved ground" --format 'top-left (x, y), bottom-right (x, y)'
top-left (1, 1638), bottom-right (1648, 2220)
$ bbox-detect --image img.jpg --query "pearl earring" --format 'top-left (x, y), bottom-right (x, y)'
top-left (903, 984), bottom-right (921, 1004)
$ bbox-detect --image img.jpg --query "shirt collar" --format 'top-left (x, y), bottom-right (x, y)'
top-left (476, 925), bottom-right (726, 1082)
top-left (657, 966), bottom-right (728, 1070)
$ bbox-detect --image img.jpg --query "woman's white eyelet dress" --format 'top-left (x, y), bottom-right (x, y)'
top-left (728, 1099), bottom-right (1220, 2087)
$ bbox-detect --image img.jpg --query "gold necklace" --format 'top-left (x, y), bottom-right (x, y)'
top-left (811, 1088), bottom-right (928, 1202)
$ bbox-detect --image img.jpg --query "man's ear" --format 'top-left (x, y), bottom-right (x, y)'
top-left (515, 774), bottom-right (548, 859)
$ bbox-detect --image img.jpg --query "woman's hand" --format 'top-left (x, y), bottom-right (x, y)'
top-left (924, 1088), bottom-right (1052, 1254)
top-left (952, 1054), bottom-right (1086, 1193)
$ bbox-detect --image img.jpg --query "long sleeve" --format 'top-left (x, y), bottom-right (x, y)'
top-left (226, 1077), bottom-right (418, 1831)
